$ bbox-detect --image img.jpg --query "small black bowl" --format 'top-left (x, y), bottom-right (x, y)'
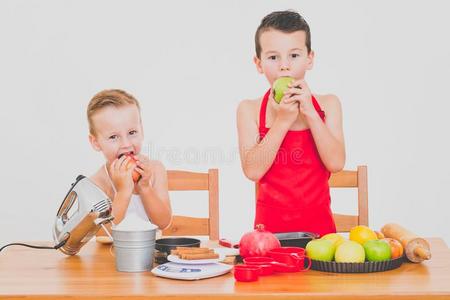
top-left (154, 237), bottom-right (201, 264)
top-left (274, 232), bottom-right (318, 248)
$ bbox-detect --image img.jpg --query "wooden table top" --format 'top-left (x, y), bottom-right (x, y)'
top-left (1, 238), bottom-right (449, 299)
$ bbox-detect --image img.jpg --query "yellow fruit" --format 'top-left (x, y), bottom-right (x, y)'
top-left (321, 233), bottom-right (345, 247)
top-left (335, 241), bottom-right (365, 263)
top-left (349, 225), bottom-right (378, 245)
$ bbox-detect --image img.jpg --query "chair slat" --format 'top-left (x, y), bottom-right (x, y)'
top-left (167, 170), bottom-right (209, 190)
top-left (329, 170), bottom-right (358, 187)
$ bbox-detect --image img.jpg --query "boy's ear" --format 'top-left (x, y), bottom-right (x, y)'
top-left (306, 50), bottom-right (315, 70)
top-left (253, 56), bottom-right (264, 74)
top-left (89, 134), bottom-right (102, 152)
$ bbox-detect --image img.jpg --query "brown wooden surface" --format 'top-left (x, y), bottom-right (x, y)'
top-left (1, 238), bottom-right (449, 299)
top-left (329, 170), bottom-right (358, 187)
top-left (208, 169), bottom-right (219, 240)
top-left (167, 170), bottom-right (209, 191)
top-left (356, 166), bottom-right (369, 226)
top-left (332, 214), bottom-right (359, 232)
top-left (163, 169), bottom-right (219, 240)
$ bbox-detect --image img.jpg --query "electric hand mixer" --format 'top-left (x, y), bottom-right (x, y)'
top-left (53, 175), bottom-right (114, 255)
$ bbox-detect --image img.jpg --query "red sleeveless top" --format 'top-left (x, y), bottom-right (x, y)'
top-left (255, 90), bottom-right (336, 237)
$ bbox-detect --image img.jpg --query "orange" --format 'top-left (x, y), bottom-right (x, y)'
top-left (381, 238), bottom-right (404, 259)
top-left (349, 225), bottom-right (378, 245)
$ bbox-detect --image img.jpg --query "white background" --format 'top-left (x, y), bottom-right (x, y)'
top-left (1, 1), bottom-right (449, 247)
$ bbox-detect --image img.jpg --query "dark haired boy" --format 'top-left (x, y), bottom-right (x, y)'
top-left (237, 11), bottom-right (345, 236)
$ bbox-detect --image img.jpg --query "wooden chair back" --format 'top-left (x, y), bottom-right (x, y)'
top-left (329, 165), bottom-right (368, 232)
top-left (162, 169), bottom-right (219, 240)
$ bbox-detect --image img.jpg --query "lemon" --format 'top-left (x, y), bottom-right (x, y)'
top-left (349, 225), bottom-right (378, 245)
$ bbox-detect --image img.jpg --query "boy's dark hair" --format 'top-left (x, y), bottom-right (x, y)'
top-left (255, 10), bottom-right (311, 58)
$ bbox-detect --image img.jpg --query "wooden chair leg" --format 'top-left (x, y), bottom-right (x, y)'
top-left (357, 165), bottom-right (368, 226)
top-left (208, 169), bottom-right (219, 240)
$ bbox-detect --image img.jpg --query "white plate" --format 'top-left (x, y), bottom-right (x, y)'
top-left (151, 262), bottom-right (232, 280)
top-left (167, 254), bottom-right (223, 265)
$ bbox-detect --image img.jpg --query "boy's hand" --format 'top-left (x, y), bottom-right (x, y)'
top-left (134, 154), bottom-right (155, 192)
top-left (285, 79), bottom-right (319, 121)
top-left (109, 155), bottom-right (135, 196)
top-left (271, 88), bottom-right (299, 127)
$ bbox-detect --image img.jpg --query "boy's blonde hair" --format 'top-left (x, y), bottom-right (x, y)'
top-left (87, 89), bottom-right (141, 135)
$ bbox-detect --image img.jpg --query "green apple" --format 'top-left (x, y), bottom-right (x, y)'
top-left (321, 233), bottom-right (345, 247)
top-left (335, 241), bottom-right (365, 263)
top-left (363, 240), bottom-right (391, 262)
top-left (305, 239), bottom-right (336, 261)
top-left (273, 77), bottom-right (294, 104)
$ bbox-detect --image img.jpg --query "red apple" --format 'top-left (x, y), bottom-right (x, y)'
top-left (119, 152), bottom-right (141, 183)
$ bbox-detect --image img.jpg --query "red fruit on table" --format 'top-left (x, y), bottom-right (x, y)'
top-left (119, 152), bottom-right (141, 183)
top-left (239, 224), bottom-right (281, 258)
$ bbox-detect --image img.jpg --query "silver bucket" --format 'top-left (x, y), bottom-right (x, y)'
top-left (112, 228), bottom-right (156, 272)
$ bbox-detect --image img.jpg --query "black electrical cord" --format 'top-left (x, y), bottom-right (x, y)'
top-left (0, 233), bottom-right (70, 253)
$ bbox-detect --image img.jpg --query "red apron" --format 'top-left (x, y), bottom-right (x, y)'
top-left (255, 90), bottom-right (336, 237)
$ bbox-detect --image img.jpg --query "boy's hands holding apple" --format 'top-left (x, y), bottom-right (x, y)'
top-left (133, 154), bottom-right (155, 192)
top-left (284, 79), bottom-right (318, 121)
top-left (109, 155), bottom-right (136, 197)
top-left (271, 88), bottom-right (300, 128)
top-left (272, 77), bottom-right (320, 125)
top-left (109, 152), bottom-right (154, 195)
